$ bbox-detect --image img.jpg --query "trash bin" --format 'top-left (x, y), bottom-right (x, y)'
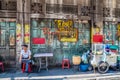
top-left (79, 63), bottom-right (89, 72)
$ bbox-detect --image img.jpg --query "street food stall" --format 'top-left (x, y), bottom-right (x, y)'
top-left (91, 34), bottom-right (119, 73)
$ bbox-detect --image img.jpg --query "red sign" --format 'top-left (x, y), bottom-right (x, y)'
top-left (32, 38), bottom-right (45, 44)
top-left (93, 35), bottom-right (103, 43)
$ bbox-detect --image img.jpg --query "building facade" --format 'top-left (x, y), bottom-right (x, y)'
top-left (0, 0), bottom-right (119, 68)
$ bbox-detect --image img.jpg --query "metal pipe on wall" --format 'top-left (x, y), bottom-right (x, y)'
top-left (58, 0), bottom-right (63, 13)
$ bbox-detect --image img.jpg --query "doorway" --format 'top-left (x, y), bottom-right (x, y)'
top-left (0, 18), bottom-right (16, 68)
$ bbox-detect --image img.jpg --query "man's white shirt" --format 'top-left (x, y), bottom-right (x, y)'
top-left (20, 50), bottom-right (31, 59)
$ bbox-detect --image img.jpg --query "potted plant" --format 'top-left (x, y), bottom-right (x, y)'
top-left (71, 46), bottom-right (81, 71)
top-left (72, 47), bottom-right (81, 65)
top-left (72, 55), bottom-right (81, 65)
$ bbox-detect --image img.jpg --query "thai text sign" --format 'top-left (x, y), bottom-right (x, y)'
top-left (55, 20), bottom-right (78, 42)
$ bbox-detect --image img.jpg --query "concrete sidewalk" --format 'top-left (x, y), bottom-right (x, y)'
top-left (0, 68), bottom-right (120, 80)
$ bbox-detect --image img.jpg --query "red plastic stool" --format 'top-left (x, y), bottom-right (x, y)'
top-left (62, 59), bottom-right (70, 69)
top-left (22, 62), bottom-right (32, 73)
top-left (0, 62), bottom-right (4, 72)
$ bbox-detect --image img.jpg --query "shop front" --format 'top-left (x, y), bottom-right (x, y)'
top-left (31, 18), bottom-right (91, 65)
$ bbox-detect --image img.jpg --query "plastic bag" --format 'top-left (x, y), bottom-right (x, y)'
top-left (82, 53), bottom-right (88, 64)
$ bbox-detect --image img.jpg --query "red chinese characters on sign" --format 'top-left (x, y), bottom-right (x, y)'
top-left (24, 33), bottom-right (30, 36)
top-left (32, 38), bottom-right (45, 44)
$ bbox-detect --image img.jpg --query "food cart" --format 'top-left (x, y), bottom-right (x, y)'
top-left (91, 43), bottom-right (119, 73)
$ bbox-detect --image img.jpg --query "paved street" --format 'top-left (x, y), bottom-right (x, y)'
top-left (0, 68), bottom-right (120, 80)
top-left (63, 73), bottom-right (120, 80)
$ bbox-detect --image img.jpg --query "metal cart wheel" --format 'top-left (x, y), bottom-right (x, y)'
top-left (98, 61), bottom-right (109, 74)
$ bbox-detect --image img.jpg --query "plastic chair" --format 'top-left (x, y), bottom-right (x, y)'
top-left (22, 62), bottom-right (32, 73)
top-left (0, 62), bottom-right (4, 72)
top-left (62, 59), bottom-right (70, 69)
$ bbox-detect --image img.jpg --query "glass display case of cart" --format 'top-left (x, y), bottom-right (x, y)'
top-left (92, 44), bottom-right (104, 55)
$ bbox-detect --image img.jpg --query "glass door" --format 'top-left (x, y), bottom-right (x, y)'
top-left (103, 22), bottom-right (117, 44)
top-left (0, 19), bottom-right (16, 68)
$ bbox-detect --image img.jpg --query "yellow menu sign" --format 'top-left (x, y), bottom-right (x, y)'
top-left (55, 20), bottom-right (78, 42)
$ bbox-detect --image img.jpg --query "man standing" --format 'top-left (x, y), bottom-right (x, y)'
top-left (19, 44), bottom-right (31, 72)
